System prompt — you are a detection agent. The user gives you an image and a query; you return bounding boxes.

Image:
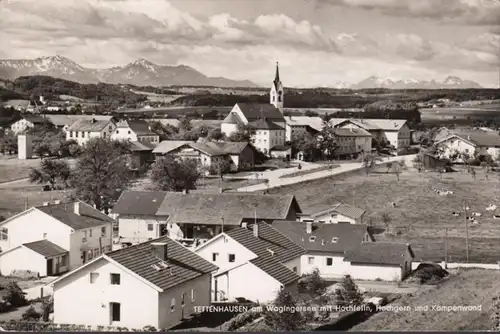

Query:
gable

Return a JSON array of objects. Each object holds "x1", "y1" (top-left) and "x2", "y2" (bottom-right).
[
  {"x1": 0, "y1": 208, "x2": 71, "y2": 232},
  {"x1": 231, "y1": 104, "x2": 249, "y2": 124}
]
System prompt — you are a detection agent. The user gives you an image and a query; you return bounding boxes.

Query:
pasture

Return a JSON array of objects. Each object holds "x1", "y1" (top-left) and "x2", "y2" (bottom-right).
[
  {"x1": 0, "y1": 156, "x2": 40, "y2": 183},
  {"x1": 268, "y1": 164, "x2": 500, "y2": 263}
]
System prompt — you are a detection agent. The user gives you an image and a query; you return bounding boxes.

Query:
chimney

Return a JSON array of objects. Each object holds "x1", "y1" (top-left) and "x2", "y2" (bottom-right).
[
  {"x1": 253, "y1": 223, "x2": 259, "y2": 238},
  {"x1": 54, "y1": 200, "x2": 61, "y2": 204},
  {"x1": 306, "y1": 221, "x2": 313, "y2": 234},
  {"x1": 74, "y1": 202, "x2": 80, "y2": 215},
  {"x1": 151, "y1": 242, "x2": 168, "y2": 261},
  {"x1": 467, "y1": 135, "x2": 470, "y2": 141},
  {"x1": 241, "y1": 222, "x2": 248, "y2": 229}
]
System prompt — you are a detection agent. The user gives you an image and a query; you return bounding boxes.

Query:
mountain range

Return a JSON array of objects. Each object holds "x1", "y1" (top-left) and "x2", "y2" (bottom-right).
[{"x1": 0, "y1": 56, "x2": 484, "y2": 89}]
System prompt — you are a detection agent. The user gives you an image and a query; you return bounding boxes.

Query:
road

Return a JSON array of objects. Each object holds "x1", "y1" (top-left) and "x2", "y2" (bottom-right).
[{"x1": 233, "y1": 155, "x2": 417, "y2": 192}]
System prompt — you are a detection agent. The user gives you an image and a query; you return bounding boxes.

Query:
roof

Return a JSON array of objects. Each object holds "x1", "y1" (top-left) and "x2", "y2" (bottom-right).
[
  {"x1": 117, "y1": 120, "x2": 157, "y2": 136},
  {"x1": 23, "y1": 240, "x2": 68, "y2": 258},
  {"x1": 21, "y1": 115, "x2": 48, "y2": 124},
  {"x1": 235, "y1": 103, "x2": 284, "y2": 122},
  {"x1": 222, "y1": 112, "x2": 242, "y2": 124},
  {"x1": 67, "y1": 119, "x2": 113, "y2": 132},
  {"x1": 309, "y1": 203, "x2": 366, "y2": 219},
  {"x1": 249, "y1": 257, "x2": 299, "y2": 285},
  {"x1": 447, "y1": 132, "x2": 500, "y2": 148},
  {"x1": 3, "y1": 100, "x2": 31, "y2": 108},
  {"x1": 344, "y1": 242, "x2": 414, "y2": 265},
  {"x1": 270, "y1": 145, "x2": 291, "y2": 152},
  {"x1": 337, "y1": 119, "x2": 407, "y2": 131},
  {"x1": 129, "y1": 141, "x2": 156, "y2": 152},
  {"x1": 272, "y1": 221, "x2": 370, "y2": 253},
  {"x1": 284, "y1": 116, "x2": 325, "y2": 132},
  {"x1": 36, "y1": 201, "x2": 115, "y2": 230},
  {"x1": 191, "y1": 141, "x2": 249, "y2": 156},
  {"x1": 333, "y1": 128, "x2": 372, "y2": 137},
  {"x1": 157, "y1": 192, "x2": 300, "y2": 226},
  {"x1": 248, "y1": 118, "x2": 284, "y2": 130},
  {"x1": 43, "y1": 115, "x2": 113, "y2": 127},
  {"x1": 153, "y1": 140, "x2": 195, "y2": 154},
  {"x1": 113, "y1": 191, "x2": 167, "y2": 215}
]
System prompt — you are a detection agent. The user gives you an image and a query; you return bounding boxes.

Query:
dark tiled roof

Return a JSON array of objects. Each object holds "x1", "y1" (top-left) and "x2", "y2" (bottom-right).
[
  {"x1": 333, "y1": 128, "x2": 372, "y2": 137},
  {"x1": 236, "y1": 103, "x2": 284, "y2": 122},
  {"x1": 190, "y1": 141, "x2": 249, "y2": 156},
  {"x1": 250, "y1": 257, "x2": 299, "y2": 285},
  {"x1": 248, "y1": 118, "x2": 284, "y2": 130},
  {"x1": 227, "y1": 222, "x2": 305, "y2": 263},
  {"x1": 113, "y1": 191, "x2": 166, "y2": 215},
  {"x1": 117, "y1": 120, "x2": 157, "y2": 136},
  {"x1": 157, "y1": 193, "x2": 300, "y2": 226},
  {"x1": 67, "y1": 119, "x2": 113, "y2": 132},
  {"x1": 106, "y1": 236, "x2": 218, "y2": 290},
  {"x1": 270, "y1": 145, "x2": 291, "y2": 152},
  {"x1": 23, "y1": 115, "x2": 48, "y2": 124},
  {"x1": 23, "y1": 240, "x2": 68, "y2": 258},
  {"x1": 344, "y1": 242, "x2": 414, "y2": 265},
  {"x1": 271, "y1": 221, "x2": 371, "y2": 253},
  {"x1": 43, "y1": 115, "x2": 113, "y2": 127},
  {"x1": 310, "y1": 203, "x2": 365, "y2": 219},
  {"x1": 129, "y1": 141, "x2": 156, "y2": 152},
  {"x1": 453, "y1": 132, "x2": 500, "y2": 148},
  {"x1": 37, "y1": 202, "x2": 114, "y2": 230}
]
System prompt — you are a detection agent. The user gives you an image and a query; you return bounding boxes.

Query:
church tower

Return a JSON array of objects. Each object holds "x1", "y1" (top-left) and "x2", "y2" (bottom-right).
[{"x1": 270, "y1": 62, "x2": 284, "y2": 113}]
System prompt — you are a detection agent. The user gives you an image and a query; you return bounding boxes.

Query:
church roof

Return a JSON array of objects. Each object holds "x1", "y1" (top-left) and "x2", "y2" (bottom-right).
[{"x1": 236, "y1": 103, "x2": 284, "y2": 122}]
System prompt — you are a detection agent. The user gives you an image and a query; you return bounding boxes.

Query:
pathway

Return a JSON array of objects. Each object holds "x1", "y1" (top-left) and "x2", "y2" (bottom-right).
[{"x1": 232, "y1": 155, "x2": 417, "y2": 192}]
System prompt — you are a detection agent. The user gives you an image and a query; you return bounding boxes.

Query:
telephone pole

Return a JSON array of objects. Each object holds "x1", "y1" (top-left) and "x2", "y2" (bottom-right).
[{"x1": 463, "y1": 200, "x2": 470, "y2": 263}]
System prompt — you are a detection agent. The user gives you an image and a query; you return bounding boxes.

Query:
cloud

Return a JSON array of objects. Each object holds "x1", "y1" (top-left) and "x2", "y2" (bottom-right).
[{"x1": 324, "y1": 0, "x2": 500, "y2": 26}]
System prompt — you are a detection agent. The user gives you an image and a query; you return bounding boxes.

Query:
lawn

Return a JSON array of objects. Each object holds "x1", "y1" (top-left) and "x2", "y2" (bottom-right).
[
  {"x1": 267, "y1": 165, "x2": 500, "y2": 263},
  {"x1": 350, "y1": 269, "x2": 500, "y2": 331},
  {"x1": 0, "y1": 156, "x2": 41, "y2": 184}
]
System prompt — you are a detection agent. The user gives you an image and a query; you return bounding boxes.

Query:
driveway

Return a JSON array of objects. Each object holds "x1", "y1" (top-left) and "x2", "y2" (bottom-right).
[{"x1": 233, "y1": 155, "x2": 417, "y2": 192}]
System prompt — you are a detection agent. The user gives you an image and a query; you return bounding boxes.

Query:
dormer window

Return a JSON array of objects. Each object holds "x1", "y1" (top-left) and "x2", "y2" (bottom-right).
[
  {"x1": 332, "y1": 237, "x2": 339, "y2": 243},
  {"x1": 309, "y1": 236, "x2": 316, "y2": 242}
]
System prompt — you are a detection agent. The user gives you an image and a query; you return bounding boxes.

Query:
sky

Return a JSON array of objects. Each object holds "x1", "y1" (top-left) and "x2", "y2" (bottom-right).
[{"x1": 0, "y1": 0, "x2": 499, "y2": 88}]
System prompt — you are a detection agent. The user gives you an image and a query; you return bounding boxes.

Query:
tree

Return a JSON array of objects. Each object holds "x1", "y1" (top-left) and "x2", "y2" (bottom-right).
[
  {"x1": 291, "y1": 132, "x2": 318, "y2": 161},
  {"x1": 391, "y1": 162, "x2": 402, "y2": 181},
  {"x1": 228, "y1": 124, "x2": 252, "y2": 142},
  {"x1": 492, "y1": 293, "x2": 500, "y2": 330},
  {"x1": 72, "y1": 138, "x2": 131, "y2": 211},
  {"x1": 362, "y1": 153, "x2": 378, "y2": 175},
  {"x1": 4, "y1": 282, "x2": 28, "y2": 308},
  {"x1": 264, "y1": 289, "x2": 306, "y2": 331},
  {"x1": 210, "y1": 158, "x2": 232, "y2": 180},
  {"x1": 179, "y1": 117, "x2": 192, "y2": 132},
  {"x1": 317, "y1": 120, "x2": 337, "y2": 159},
  {"x1": 413, "y1": 154, "x2": 423, "y2": 172},
  {"x1": 0, "y1": 131, "x2": 17, "y2": 155},
  {"x1": 149, "y1": 121, "x2": 179, "y2": 141},
  {"x1": 150, "y1": 156, "x2": 199, "y2": 192},
  {"x1": 297, "y1": 268, "x2": 327, "y2": 296},
  {"x1": 29, "y1": 159, "x2": 71, "y2": 189},
  {"x1": 22, "y1": 306, "x2": 42, "y2": 321},
  {"x1": 333, "y1": 275, "x2": 363, "y2": 307},
  {"x1": 207, "y1": 128, "x2": 225, "y2": 141}
]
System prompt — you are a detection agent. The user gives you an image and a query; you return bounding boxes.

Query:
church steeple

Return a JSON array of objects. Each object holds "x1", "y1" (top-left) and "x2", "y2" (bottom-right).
[{"x1": 270, "y1": 62, "x2": 284, "y2": 114}]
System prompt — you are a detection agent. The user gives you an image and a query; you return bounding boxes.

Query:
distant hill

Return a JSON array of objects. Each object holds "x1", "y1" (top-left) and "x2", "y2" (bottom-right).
[{"x1": 0, "y1": 56, "x2": 259, "y2": 88}]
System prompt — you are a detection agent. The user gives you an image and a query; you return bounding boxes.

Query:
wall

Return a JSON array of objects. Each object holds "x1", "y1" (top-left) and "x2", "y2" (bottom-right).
[
  {"x1": 221, "y1": 123, "x2": 238, "y2": 137},
  {"x1": 118, "y1": 215, "x2": 170, "y2": 244},
  {"x1": 439, "y1": 137, "x2": 476, "y2": 161},
  {"x1": 111, "y1": 128, "x2": 139, "y2": 142},
  {"x1": 157, "y1": 274, "x2": 211, "y2": 329},
  {"x1": 300, "y1": 253, "x2": 351, "y2": 279},
  {"x1": 53, "y1": 258, "x2": 159, "y2": 329},
  {"x1": 69, "y1": 222, "x2": 113, "y2": 270},
  {"x1": 0, "y1": 209, "x2": 71, "y2": 254},
  {"x1": 345, "y1": 263, "x2": 402, "y2": 281},
  {"x1": 384, "y1": 131, "x2": 400, "y2": 149},
  {"x1": 18, "y1": 134, "x2": 33, "y2": 160},
  {"x1": 0, "y1": 247, "x2": 47, "y2": 276},
  {"x1": 397, "y1": 124, "x2": 411, "y2": 148},
  {"x1": 283, "y1": 257, "x2": 301, "y2": 275},
  {"x1": 309, "y1": 212, "x2": 358, "y2": 224}
]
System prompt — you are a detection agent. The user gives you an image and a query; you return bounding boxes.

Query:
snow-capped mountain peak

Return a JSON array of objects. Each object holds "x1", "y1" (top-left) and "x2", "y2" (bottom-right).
[
  {"x1": 351, "y1": 75, "x2": 482, "y2": 89},
  {"x1": 443, "y1": 76, "x2": 463, "y2": 85}
]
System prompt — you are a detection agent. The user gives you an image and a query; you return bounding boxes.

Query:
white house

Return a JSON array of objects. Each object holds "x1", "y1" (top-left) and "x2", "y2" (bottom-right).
[
  {"x1": 248, "y1": 118, "x2": 286, "y2": 155},
  {"x1": 112, "y1": 191, "x2": 302, "y2": 245},
  {"x1": 111, "y1": 119, "x2": 159, "y2": 144},
  {"x1": 195, "y1": 222, "x2": 303, "y2": 303},
  {"x1": 283, "y1": 116, "x2": 323, "y2": 142},
  {"x1": 298, "y1": 203, "x2": 366, "y2": 225},
  {"x1": 272, "y1": 221, "x2": 414, "y2": 281},
  {"x1": 335, "y1": 119, "x2": 411, "y2": 150},
  {"x1": 43, "y1": 115, "x2": 114, "y2": 132},
  {"x1": 332, "y1": 128, "x2": 372, "y2": 158},
  {"x1": 0, "y1": 201, "x2": 114, "y2": 277},
  {"x1": 66, "y1": 118, "x2": 116, "y2": 146},
  {"x1": 436, "y1": 132, "x2": 500, "y2": 161},
  {"x1": 50, "y1": 236, "x2": 217, "y2": 330},
  {"x1": 10, "y1": 115, "x2": 49, "y2": 134}
]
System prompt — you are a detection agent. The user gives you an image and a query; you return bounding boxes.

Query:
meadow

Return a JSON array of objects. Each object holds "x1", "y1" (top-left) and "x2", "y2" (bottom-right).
[
  {"x1": 268, "y1": 164, "x2": 500, "y2": 263},
  {"x1": 0, "y1": 156, "x2": 40, "y2": 183}
]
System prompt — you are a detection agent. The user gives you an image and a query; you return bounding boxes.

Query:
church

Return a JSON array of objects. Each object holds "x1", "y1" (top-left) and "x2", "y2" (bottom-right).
[{"x1": 220, "y1": 63, "x2": 291, "y2": 158}]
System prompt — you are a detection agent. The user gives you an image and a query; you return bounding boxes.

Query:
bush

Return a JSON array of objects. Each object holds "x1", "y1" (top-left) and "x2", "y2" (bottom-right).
[
  {"x1": 4, "y1": 282, "x2": 28, "y2": 308},
  {"x1": 397, "y1": 146, "x2": 419, "y2": 156},
  {"x1": 220, "y1": 308, "x2": 263, "y2": 331},
  {"x1": 297, "y1": 269, "x2": 327, "y2": 296},
  {"x1": 22, "y1": 306, "x2": 41, "y2": 321}
]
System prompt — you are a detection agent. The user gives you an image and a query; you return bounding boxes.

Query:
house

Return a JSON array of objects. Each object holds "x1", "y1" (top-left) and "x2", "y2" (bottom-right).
[
  {"x1": 283, "y1": 116, "x2": 323, "y2": 142},
  {"x1": 344, "y1": 242, "x2": 415, "y2": 281},
  {"x1": 112, "y1": 191, "x2": 302, "y2": 245},
  {"x1": 10, "y1": 115, "x2": 50, "y2": 133},
  {"x1": 43, "y1": 115, "x2": 114, "y2": 132},
  {"x1": 66, "y1": 118, "x2": 116, "y2": 146},
  {"x1": 50, "y1": 236, "x2": 217, "y2": 330},
  {"x1": 418, "y1": 152, "x2": 447, "y2": 170},
  {"x1": 269, "y1": 145, "x2": 292, "y2": 159},
  {"x1": 436, "y1": 132, "x2": 500, "y2": 161},
  {"x1": 153, "y1": 140, "x2": 255, "y2": 172},
  {"x1": 248, "y1": 117, "x2": 286, "y2": 155},
  {"x1": 271, "y1": 221, "x2": 373, "y2": 279},
  {"x1": 111, "y1": 119, "x2": 160, "y2": 144},
  {"x1": 0, "y1": 201, "x2": 114, "y2": 277},
  {"x1": 221, "y1": 103, "x2": 285, "y2": 138},
  {"x1": 128, "y1": 141, "x2": 156, "y2": 169},
  {"x1": 335, "y1": 119, "x2": 410, "y2": 150},
  {"x1": 332, "y1": 128, "x2": 372, "y2": 158},
  {"x1": 298, "y1": 203, "x2": 366, "y2": 224},
  {"x1": 195, "y1": 222, "x2": 304, "y2": 303}
]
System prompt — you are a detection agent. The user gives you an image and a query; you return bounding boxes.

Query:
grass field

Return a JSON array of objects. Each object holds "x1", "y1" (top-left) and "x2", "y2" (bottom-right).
[
  {"x1": 351, "y1": 269, "x2": 500, "y2": 331},
  {"x1": 267, "y1": 165, "x2": 500, "y2": 263},
  {"x1": 0, "y1": 156, "x2": 40, "y2": 183}
]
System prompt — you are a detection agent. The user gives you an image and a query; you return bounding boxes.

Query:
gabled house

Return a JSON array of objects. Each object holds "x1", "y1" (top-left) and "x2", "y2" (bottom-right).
[
  {"x1": 66, "y1": 118, "x2": 116, "y2": 146},
  {"x1": 195, "y1": 222, "x2": 304, "y2": 303},
  {"x1": 111, "y1": 119, "x2": 160, "y2": 144},
  {"x1": 0, "y1": 201, "x2": 114, "y2": 277},
  {"x1": 43, "y1": 115, "x2": 114, "y2": 132},
  {"x1": 50, "y1": 236, "x2": 217, "y2": 330},
  {"x1": 332, "y1": 128, "x2": 372, "y2": 157},
  {"x1": 221, "y1": 103, "x2": 285, "y2": 138},
  {"x1": 112, "y1": 191, "x2": 302, "y2": 245},
  {"x1": 248, "y1": 117, "x2": 286, "y2": 155},
  {"x1": 298, "y1": 203, "x2": 366, "y2": 225},
  {"x1": 272, "y1": 221, "x2": 373, "y2": 279},
  {"x1": 10, "y1": 115, "x2": 50, "y2": 134},
  {"x1": 128, "y1": 141, "x2": 156, "y2": 169},
  {"x1": 284, "y1": 116, "x2": 323, "y2": 142},
  {"x1": 335, "y1": 119, "x2": 410, "y2": 150},
  {"x1": 436, "y1": 132, "x2": 500, "y2": 161}
]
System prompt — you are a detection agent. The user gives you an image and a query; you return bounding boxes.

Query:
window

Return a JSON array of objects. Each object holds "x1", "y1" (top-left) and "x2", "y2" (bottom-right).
[
  {"x1": 110, "y1": 302, "x2": 121, "y2": 322},
  {"x1": 326, "y1": 258, "x2": 333, "y2": 266},
  {"x1": 43, "y1": 233, "x2": 47, "y2": 239},
  {"x1": 108, "y1": 126, "x2": 113, "y2": 131},
  {"x1": 103, "y1": 133, "x2": 107, "y2": 138},
  {"x1": 61, "y1": 255, "x2": 68, "y2": 266},
  {"x1": 116, "y1": 130, "x2": 119, "y2": 134},
  {"x1": 170, "y1": 298, "x2": 176, "y2": 312},
  {"x1": 82, "y1": 132, "x2": 85, "y2": 138},
  {"x1": 228, "y1": 254, "x2": 235, "y2": 262},
  {"x1": 212, "y1": 253, "x2": 219, "y2": 261},
  {"x1": 191, "y1": 289, "x2": 196, "y2": 302},
  {"x1": 1, "y1": 228, "x2": 8, "y2": 240},
  {"x1": 181, "y1": 293, "x2": 185, "y2": 306},
  {"x1": 110, "y1": 273, "x2": 121, "y2": 285},
  {"x1": 76, "y1": 132, "x2": 79, "y2": 138},
  {"x1": 147, "y1": 224, "x2": 154, "y2": 231},
  {"x1": 308, "y1": 257, "x2": 314, "y2": 265},
  {"x1": 89, "y1": 229, "x2": 92, "y2": 237},
  {"x1": 332, "y1": 237, "x2": 339, "y2": 243},
  {"x1": 101, "y1": 227, "x2": 106, "y2": 237},
  {"x1": 69, "y1": 131, "x2": 73, "y2": 138},
  {"x1": 83, "y1": 230, "x2": 88, "y2": 238},
  {"x1": 309, "y1": 236, "x2": 316, "y2": 242},
  {"x1": 89, "y1": 272, "x2": 99, "y2": 283}
]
